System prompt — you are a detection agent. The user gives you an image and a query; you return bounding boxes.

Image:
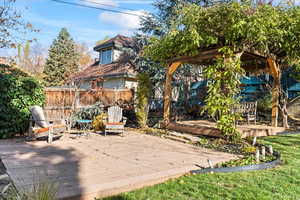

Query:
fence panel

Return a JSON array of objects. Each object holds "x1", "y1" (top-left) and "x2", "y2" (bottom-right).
[{"x1": 44, "y1": 88, "x2": 134, "y2": 121}]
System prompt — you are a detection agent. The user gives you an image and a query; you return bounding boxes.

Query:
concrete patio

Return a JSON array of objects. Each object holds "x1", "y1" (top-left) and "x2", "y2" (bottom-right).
[{"x1": 0, "y1": 132, "x2": 237, "y2": 200}]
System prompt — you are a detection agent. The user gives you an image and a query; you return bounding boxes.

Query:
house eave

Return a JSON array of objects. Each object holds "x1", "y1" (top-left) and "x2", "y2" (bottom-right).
[
  {"x1": 94, "y1": 42, "x2": 114, "y2": 51},
  {"x1": 103, "y1": 72, "x2": 136, "y2": 79}
]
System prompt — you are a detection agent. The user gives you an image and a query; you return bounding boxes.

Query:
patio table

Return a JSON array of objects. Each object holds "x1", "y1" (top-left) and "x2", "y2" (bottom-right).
[{"x1": 76, "y1": 119, "x2": 93, "y2": 137}]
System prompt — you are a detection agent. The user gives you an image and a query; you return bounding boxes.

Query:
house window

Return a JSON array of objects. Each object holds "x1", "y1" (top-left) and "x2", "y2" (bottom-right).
[{"x1": 100, "y1": 49, "x2": 112, "y2": 64}]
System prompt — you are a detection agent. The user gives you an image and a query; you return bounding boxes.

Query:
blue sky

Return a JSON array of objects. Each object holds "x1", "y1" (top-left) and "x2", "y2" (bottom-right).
[{"x1": 2, "y1": 0, "x2": 155, "y2": 56}]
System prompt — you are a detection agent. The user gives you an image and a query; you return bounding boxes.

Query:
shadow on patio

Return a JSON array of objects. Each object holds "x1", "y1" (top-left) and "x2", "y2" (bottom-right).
[{"x1": 0, "y1": 138, "x2": 83, "y2": 199}]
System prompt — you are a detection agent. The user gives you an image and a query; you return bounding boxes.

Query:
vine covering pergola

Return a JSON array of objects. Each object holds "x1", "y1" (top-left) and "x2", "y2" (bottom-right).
[
  {"x1": 145, "y1": 2, "x2": 300, "y2": 140},
  {"x1": 163, "y1": 49, "x2": 278, "y2": 122}
]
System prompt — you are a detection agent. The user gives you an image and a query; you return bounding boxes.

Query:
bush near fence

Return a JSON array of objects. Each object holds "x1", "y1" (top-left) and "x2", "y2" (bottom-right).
[{"x1": 0, "y1": 64, "x2": 44, "y2": 138}]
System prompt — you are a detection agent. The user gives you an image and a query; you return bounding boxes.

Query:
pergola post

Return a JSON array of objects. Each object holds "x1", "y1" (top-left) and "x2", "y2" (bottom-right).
[
  {"x1": 267, "y1": 58, "x2": 281, "y2": 127},
  {"x1": 163, "y1": 62, "x2": 181, "y2": 126}
]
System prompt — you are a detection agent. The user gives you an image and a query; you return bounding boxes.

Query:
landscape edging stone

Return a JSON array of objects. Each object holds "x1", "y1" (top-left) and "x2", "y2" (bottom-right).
[{"x1": 191, "y1": 151, "x2": 281, "y2": 174}]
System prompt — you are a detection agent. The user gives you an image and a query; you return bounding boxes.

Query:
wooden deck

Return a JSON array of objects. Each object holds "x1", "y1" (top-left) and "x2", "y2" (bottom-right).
[
  {"x1": 0, "y1": 132, "x2": 236, "y2": 200},
  {"x1": 167, "y1": 120, "x2": 286, "y2": 138}
]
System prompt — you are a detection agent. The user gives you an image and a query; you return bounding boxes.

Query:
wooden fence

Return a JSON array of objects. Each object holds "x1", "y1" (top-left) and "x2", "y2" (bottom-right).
[{"x1": 44, "y1": 88, "x2": 134, "y2": 121}]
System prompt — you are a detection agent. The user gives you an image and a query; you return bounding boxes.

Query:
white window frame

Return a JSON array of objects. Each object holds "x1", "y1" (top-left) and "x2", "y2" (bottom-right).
[{"x1": 99, "y1": 48, "x2": 113, "y2": 64}]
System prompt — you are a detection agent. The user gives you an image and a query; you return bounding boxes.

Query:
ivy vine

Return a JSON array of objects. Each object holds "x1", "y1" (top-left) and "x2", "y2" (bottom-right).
[{"x1": 204, "y1": 47, "x2": 244, "y2": 141}]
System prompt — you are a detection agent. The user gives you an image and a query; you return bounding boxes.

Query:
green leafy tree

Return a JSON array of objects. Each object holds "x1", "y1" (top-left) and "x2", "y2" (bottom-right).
[
  {"x1": 137, "y1": 0, "x2": 207, "y2": 106},
  {"x1": 43, "y1": 28, "x2": 79, "y2": 86}
]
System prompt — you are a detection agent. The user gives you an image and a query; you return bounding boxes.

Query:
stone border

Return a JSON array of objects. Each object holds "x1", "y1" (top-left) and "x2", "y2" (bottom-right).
[{"x1": 191, "y1": 151, "x2": 281, "y2": 174}]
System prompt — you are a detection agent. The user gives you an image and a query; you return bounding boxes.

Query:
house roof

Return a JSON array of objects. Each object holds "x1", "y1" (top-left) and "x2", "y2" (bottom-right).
[
  {"x1": 71, "y1": 58, "x2": 136, "y2": 81},
  {"x1": 94, "y1": 35, "x2": 134, "y2": 51}
]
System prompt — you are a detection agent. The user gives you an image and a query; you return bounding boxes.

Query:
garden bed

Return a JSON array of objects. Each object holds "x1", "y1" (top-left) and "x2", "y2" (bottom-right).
[
  {"x1": 103, "y1": 134, "x2": 300, "y2": 200},
  {"x1": 142, "y1": 128, "x2": 281, "y2": 173},
  {"x1": 191, "y1": 151, "x2": 280, "y2": 174}
]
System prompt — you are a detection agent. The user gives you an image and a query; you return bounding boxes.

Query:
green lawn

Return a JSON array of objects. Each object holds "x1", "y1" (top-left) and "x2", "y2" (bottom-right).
[{"x1": 103, "y1": 134, "x2": 300, "y2": 200}]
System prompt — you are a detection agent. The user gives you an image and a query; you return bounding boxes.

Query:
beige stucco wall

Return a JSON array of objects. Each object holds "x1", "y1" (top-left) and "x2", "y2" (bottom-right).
[
  {"x1": 125, "y1": 80, "x2": 138, "y2": 90},
  {"x1": 113, "y1": 49, "x2": 122, "y2": 62}
]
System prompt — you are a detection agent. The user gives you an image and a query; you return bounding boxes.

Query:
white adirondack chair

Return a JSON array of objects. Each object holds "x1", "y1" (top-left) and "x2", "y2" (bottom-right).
[
  {"x1": 105, "y1": 106, "x2": 127, "y2": 136},
  {"x1": 29, "y1": 106, "x2": 66, "y2": 143}
]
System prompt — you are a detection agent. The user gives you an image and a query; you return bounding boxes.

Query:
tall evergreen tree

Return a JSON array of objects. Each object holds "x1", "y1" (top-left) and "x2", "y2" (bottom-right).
[{"x1": 43, "y1": 28, "x2": 79, "y2": 86}]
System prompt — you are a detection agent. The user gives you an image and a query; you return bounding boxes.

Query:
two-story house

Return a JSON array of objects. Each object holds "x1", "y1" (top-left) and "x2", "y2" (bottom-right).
[{"x1": 71, "y1": 35, "x2": 137, "y2": 90}]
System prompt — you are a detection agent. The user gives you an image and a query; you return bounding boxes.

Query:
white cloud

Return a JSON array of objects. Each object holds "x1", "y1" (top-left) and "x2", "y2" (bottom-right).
[
  {"x1": 99, "y1": 10, "x2": 146, "y2": 31},
  {"x1": 81, "y1": 0, "x2": 118, "y2": 7},
  {"x1": 81, "y1": 0, "x2": 153, "y2": 6},
  {"x1": 115, "y1": 0, "x2": 153, "y2": 4}
]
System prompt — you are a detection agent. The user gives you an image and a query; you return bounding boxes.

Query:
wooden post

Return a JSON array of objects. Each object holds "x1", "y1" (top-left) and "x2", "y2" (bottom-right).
[
  {"x1": 261, "y1": 146, "x2": 266, "y2": 160},
  {"x1": 74, "y1": 89, "x2": 80, "y2": 111},
  {"x1": 267, "y1": 58, "x2": 281, "y2": 127},
  {"x1": 48, "y1": 124, "x2": 53, "y2": 144},
  {"x1": 207, "y1": 159, "x2": 213, "y2": 168},
  {"x1": 252, "y1": 136, "x2": 257, "y2": 146},
  {"x1": 268, "y1": 145, "x2": 273, "y2": 155},
  {"x1": 256, "y1": 149, "x2": 260, "y2": 162},
  {"x1": 163, "y1": 62, "x2": 181, "y2": 126}
]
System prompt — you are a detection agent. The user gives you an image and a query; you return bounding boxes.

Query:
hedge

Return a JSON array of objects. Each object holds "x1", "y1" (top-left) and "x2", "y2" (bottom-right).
[{"x1": 0, "y1": 64, "x2": 45, "y2": 138}]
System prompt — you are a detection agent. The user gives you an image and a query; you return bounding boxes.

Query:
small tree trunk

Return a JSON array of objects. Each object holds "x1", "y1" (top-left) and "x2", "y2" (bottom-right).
[
  {"x1": 184, "y1": 78, "x2": 190, "y2": 108},
  {"x1": 281, "y1": 95, "x2": 289, "y2": 129}
]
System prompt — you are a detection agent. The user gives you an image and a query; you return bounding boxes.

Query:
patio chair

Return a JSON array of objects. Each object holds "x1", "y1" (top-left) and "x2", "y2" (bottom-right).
[
  {"x1": 104, "y1": 105, "x2": 127, "y2": 136},
  {"x1": 235, "y1": 101, "x2": 257, "y2": 125},
  {"x1": 29, "y1": 106, "x2": 66, "y2": 143}
]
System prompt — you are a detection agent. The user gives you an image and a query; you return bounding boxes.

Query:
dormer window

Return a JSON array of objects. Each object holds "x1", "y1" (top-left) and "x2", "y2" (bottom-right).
[{"x1": 100, "y1": 48, "x2": 112, "y2": 64}]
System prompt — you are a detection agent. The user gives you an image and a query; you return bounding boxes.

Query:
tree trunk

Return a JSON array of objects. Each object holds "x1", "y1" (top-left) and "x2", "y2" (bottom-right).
[
  {"x1": 184, "y1": 78, "x2": 190, "y2": 108},
  {"x1": 271, "y1": 81, "x2": 280, "y2": 127},
  {"x1": 163, "y1": 62, "x2": 181, "y2": 126},
  {"x1": 267, "y1": 58, "x2": 281, "y2": 127},
  {"x1": 281, "y1": 94, "x2": 289, "y2": 129}
]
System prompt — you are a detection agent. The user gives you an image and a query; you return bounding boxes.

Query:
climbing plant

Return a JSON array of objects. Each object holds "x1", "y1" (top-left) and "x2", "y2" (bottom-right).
[
  {"x1": 136, "y1": 73, "x2": 152, "y2": 128},
  {"x1": 204, "y1": 48, "x2": 244, "y2": 141},
  {"x1": 144, "y1": 1, "x2": 300, "y2": 140}
]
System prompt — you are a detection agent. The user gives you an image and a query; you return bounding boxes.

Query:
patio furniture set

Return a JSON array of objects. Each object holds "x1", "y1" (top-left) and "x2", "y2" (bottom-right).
[{"x1": 29, "y1": 105, "x2": 126, "y2": 143}]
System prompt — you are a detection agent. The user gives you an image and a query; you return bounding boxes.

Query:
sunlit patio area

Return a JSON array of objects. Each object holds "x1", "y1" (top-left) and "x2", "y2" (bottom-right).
[{"x1": 0, "y1": 132, "x2": 236, "y2": 199}]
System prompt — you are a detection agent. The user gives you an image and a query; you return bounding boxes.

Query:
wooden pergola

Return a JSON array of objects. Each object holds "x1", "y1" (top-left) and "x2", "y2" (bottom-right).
[{"x1": 163, "y1": 47, "x2": 281, "y2": 127}]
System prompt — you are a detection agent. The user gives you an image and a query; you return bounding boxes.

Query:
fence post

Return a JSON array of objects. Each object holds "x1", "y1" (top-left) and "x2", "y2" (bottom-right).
[{"x1": 74, "y1": 89, "x2": 80, "y2": 111}]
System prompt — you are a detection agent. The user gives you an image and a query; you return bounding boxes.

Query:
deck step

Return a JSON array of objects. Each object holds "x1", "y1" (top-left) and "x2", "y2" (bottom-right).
[
  {"x1": 168, "y1": 132, "x2": 200, "y2": 143},
  {"x1": 163, "y1": 135, "x2": 189, "y2": 144}
]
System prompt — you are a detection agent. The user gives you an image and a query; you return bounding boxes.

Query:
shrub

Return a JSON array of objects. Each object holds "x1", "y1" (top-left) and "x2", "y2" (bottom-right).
[
  {"x1": 257, "y1": 92, "x2": 272, "y2": 113},
  {"x1": 6, "y1": 179, "x2": 58, "y2": 200},
  {"x1": 71, "y1": 102, "x2": 104, "y2": 127},
  {"x1": 92, "y1": 113, "x2": 107, "y2": 131},
  {"x1": 135, "y1": 73, "x2": 152, "y2": 128},
  {"x1": 0, "y1": 64, "x2": 45, "y2": 138}
]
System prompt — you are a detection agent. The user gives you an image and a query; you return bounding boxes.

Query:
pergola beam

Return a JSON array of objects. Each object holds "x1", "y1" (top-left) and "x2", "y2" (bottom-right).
[{"x1": 166, "y1": 48, "x2": 221, "y2": 64}]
